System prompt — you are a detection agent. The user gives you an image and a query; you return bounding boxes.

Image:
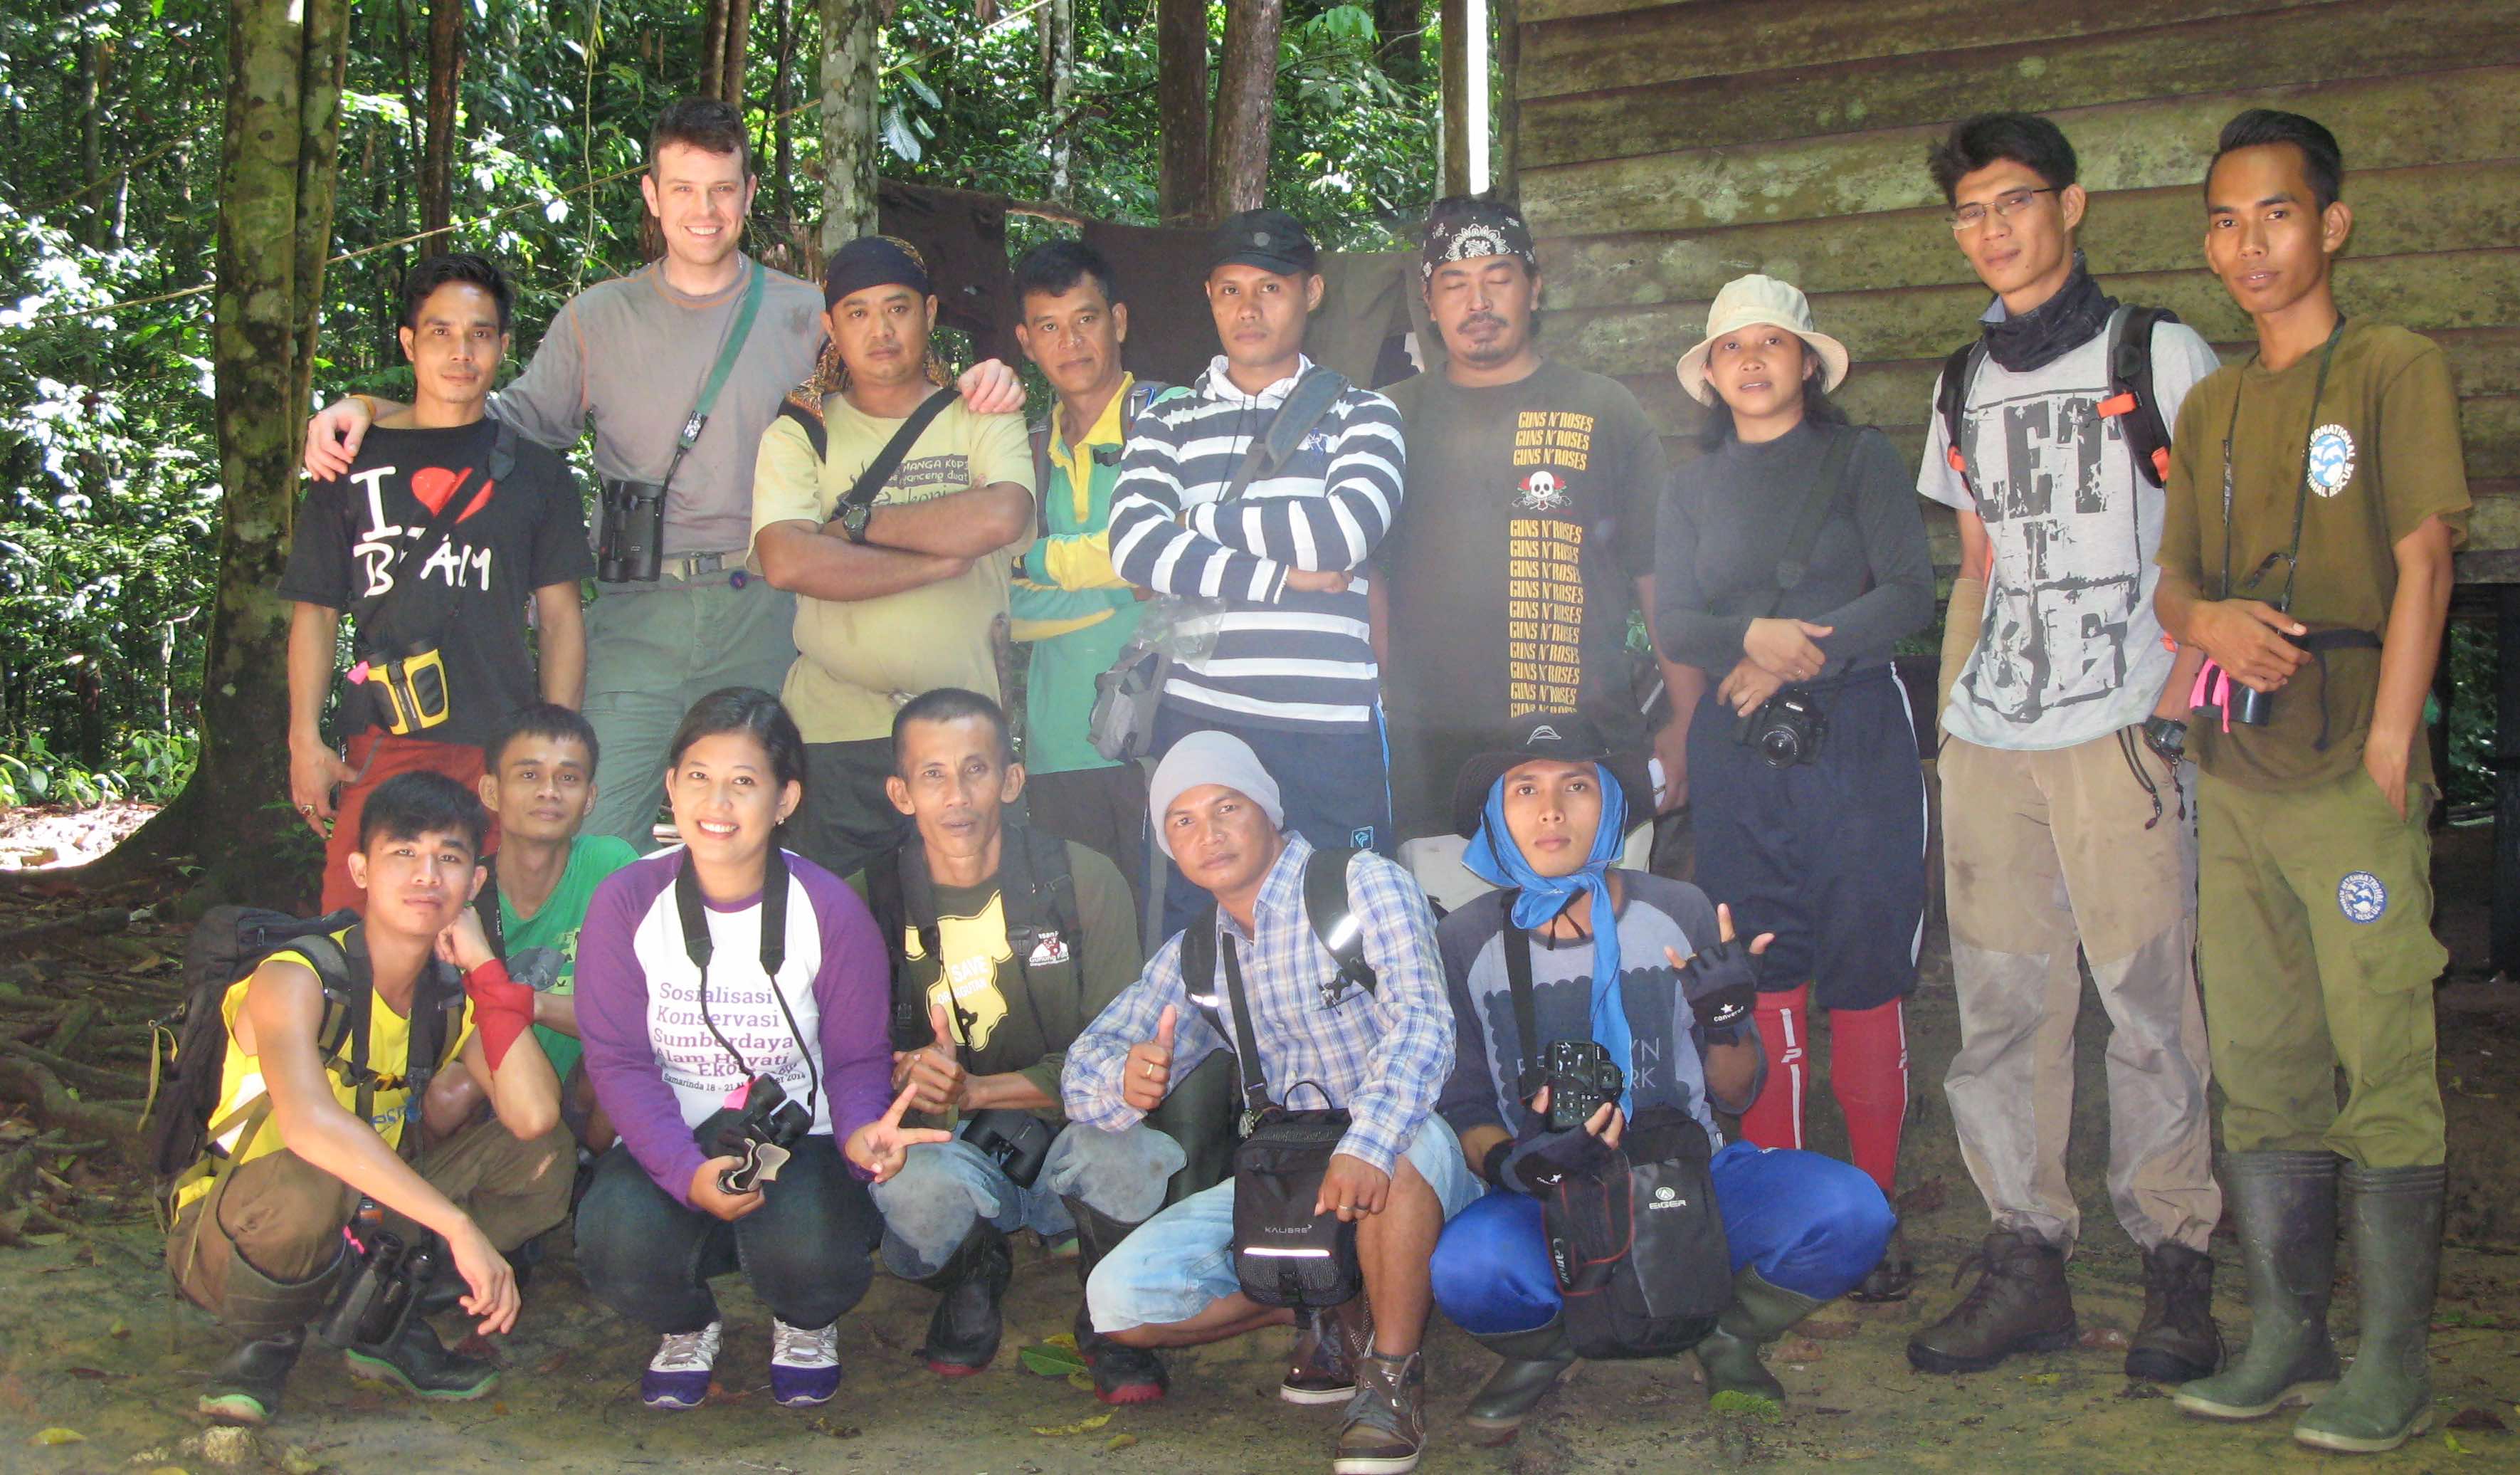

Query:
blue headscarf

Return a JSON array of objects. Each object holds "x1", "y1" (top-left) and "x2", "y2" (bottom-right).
[{"x1": 1460, "y1": 762, "x2": 1633, "y2": 1117}]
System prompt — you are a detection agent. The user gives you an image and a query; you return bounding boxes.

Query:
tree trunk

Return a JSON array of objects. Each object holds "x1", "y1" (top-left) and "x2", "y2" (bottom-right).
[
  {"x1": 420, "y1": 0, "x2": 462, "y2": 240},
  {"x1": 701, "y1": 0, "x2": 731, "y2": 97},
  {"x1": 1438, "y1": 0, "x2": 1467, "y2": 196},
  {"x1": 818, "y1": 0, "x2": 878, "y2": 252},
  {"x1": 79, "y1": 37, "x2": 106, "y2": 248},
  {"x1": 1374, "y1": 0, "x2": 1420, "y2": 87},
  {"x1": 722, "y1": 0, "x2": 754, "y2": 104},
  {"x1": 88, "y1": 0, "x2": 351, "y2": 900},
  {"x1": 1043, "y1": 0, "x2": 1075, "y2": 201},
  {"x1": 1156, "y1": 0, "x2": 1208, "y2": 226},
  {"x1": 771, "y1": 0, "x2": 796, "y2": 223},
  {"x1": 1206, "y1": 0, "x2": 1281, "y2": 219}
]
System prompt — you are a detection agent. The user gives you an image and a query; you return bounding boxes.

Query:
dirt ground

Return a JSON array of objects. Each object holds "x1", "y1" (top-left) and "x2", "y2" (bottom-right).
[{"x1": 4, "y1": 828, "x2": 2520, "y2": 1473}]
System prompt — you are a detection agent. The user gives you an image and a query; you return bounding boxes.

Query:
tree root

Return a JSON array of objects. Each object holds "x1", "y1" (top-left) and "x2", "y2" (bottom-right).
[{"x1": 0, "y1": 1054, "x2": 144, "y2": 1160}]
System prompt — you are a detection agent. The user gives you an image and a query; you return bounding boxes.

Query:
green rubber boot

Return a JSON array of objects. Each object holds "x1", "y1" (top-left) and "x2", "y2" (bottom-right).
[
  {"x1": 2292, "y1": 1162, "x2": 2445, "y2": 1454},
  {"x1": 1692, "y1": 1266, "x2": 1825, "y2": 1417},
  {"x1": 1462, "y1": 1316, "x2": 1576, "y2": 1446},
  {"x1": 2175, "y1": 1151, "x2": 2340, "y2": 1420}
]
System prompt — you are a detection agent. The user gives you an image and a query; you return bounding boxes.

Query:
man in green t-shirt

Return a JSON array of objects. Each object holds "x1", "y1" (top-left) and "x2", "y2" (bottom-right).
[
  {"x1": 2153, "y1": 110, "x2": 2469, "y2": 1456},
  {"x1": 856, "y1": 688, "x2": 1189, "y2": 1404},
  {"x1": 461, "y1": 703, "x2": 638, "y2": 1150}
]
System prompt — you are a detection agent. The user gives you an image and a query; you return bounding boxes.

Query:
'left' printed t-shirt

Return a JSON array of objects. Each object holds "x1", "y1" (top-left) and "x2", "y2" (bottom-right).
[
  {"x1": 176, "y1": 929, "x2": 475, "y2": 1212},
  {"x1": 280, "y1": 419, "x2": 593, "y2": 750}
]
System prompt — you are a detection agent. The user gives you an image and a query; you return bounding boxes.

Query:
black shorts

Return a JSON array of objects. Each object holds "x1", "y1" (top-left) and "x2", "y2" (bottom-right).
[{"x1": 1686, "y1": 664, "x2": 1926, "y2": 1011}]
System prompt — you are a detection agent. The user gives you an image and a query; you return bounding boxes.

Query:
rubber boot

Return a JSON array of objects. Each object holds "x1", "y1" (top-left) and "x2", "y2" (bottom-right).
[
  {"x1": 1694, "y1": 1266, "x2": 1827, "y2": 1414},
  {"x1": 342, "y1": 1315, "x2": 499, "y2": 1400},
  {"x1": 2292, "y1": 1162, "x2": 2445, "y2": 1454},
  {"x1": 912, "y1": 1222, "x2": 1013, "y2": 1377},
  {"x1": 1063, "y1": 1197, "x2": 1166, "y2": 1404},
  {"x1": 199, "y1": 1328, "x2": 306, "y2": 1425},
  {"x1": 2173, "y1": 1151, "x2": 2340, "y2": 1421},
  {"x1": 1462, "y1": 1316, "x2": 1576, "y2": 1447}
]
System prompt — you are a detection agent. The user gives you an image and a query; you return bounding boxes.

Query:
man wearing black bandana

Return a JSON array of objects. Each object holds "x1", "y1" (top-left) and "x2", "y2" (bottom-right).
[
  {"x1": 1909, "y1": 113, "x2": 2227, "y2": 1384},
  {"x1": 1375, "y1": 199, "x2": 1685, "y2": 910}
]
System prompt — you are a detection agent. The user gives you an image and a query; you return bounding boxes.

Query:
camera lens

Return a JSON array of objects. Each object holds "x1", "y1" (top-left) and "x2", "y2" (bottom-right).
[{"x1": 1757, "y1": 724, "x2": 1801, "y2": 768}]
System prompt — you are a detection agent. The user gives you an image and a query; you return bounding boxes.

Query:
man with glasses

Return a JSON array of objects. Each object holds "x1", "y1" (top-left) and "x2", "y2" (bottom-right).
[{"x1": 1908, "y1": 112, "x2": 2226, "y2": 1383}]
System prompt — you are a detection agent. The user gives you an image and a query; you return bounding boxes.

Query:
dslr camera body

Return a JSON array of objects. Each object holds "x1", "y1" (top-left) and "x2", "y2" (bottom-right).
[
  {"x1": 714, "y1": 1074, "x2": 813, "y2": 1194},
  {"x1": 1736, "y1": 685, "x2": 1828, "y2": 769},
  {"x1": 1522, "y1": 1039, "x2": 1628, "y2": 1132}
]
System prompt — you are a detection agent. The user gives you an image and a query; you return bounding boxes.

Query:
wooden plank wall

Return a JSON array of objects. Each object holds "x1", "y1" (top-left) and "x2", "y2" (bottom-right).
[{"x1": 1509, "y1": 0, "x2": 2520, "y2": 575}]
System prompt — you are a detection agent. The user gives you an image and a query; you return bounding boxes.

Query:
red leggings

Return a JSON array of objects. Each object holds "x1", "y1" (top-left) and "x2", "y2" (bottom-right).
[{"x1": 1733, "y1": 983, "x2": 1907, "y2": 1200}]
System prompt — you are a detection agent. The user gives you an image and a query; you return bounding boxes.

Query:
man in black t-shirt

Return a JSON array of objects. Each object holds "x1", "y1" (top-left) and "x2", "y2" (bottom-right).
[
  {"x1": 283, "y1": 254, "x2": 593, "y2": 911},
  {"x1": 1374, "y1": 200, "x2": 1687, "y2": 909}
]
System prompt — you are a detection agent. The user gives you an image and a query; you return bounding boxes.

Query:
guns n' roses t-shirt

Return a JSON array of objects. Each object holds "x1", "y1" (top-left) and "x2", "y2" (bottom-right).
[{"x1": 280, "y1": 418, "x2": 591, "y2": 748}]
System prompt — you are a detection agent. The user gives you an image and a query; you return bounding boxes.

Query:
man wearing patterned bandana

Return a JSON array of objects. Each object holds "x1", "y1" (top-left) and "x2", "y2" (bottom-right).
[
  {"x1": 1375, "y1": 199, "x2": 1690, "y2": 911},
  {"x1": 2155, "y1": 110, "x2": 2469, "y2": 1456}
]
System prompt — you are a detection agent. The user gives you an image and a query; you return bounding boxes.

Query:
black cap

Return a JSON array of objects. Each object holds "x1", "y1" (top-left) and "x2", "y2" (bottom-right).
[
  {"x1": 1209, "y1": 208, "x2": 1317, "y2": 275},
  {"x1": 1450, "y1": 713, "x2": 1649, "y2": 839}
]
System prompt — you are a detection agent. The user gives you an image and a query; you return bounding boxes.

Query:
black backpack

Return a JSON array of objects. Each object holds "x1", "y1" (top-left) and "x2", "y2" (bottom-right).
[
  {"x1": 154, "y1": 908, "x2": 466, "y2": 1217},
  {"x1": 1936, "y1": 303, "x2": 2179, "y2": 497},
  {"x1": 1176, "y1": 846, "x2": 1378, "y2": 1014},
  {"x1": 865, "y1": 823, "x2": 1085, "y2": 1051}
]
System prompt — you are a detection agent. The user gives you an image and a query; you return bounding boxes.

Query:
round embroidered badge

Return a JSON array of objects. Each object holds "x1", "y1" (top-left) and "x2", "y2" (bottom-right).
[
  {"x1": 2307, "y1": 424, "x2": 2357, "y2": 498},
  {"x1": 2338, "y1": 870, "x2": 2389, "y2": 924}
]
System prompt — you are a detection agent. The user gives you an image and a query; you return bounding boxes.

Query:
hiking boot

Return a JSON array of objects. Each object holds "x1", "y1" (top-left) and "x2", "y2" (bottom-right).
[
  {"x1": 1905, "y1": 1228, "x2": 2077, "y2": 1375},
  {"x1": 1285, "y1": 1296, "x2": 1374, "y2": 1406},
  {"x1": 1849, "y1": 1221, "x2": 1916, "y2": 1303},
  {"x1": 199, "y1": 1328, "x2": 305, "y2": 1426},
  {"x1": 640, "y1": 1321, "x2": 722, "y2": 1411},
  {"x1": 1462, "y1": 1316, "x2": 1576, "y2": 1446},
  {"x1": 2126, "y1": 1242, "x2": 2222, "y2": 1382},
  {"x1": 342, "y1": 1315, "x2": 498, "y2": 1401},
  {"x1": 1332, "y1": 1350, "x2": 1426, "y2": 1475},
  {"x1": 1063, "y1": 1197, "x2": 1169, "y2": 1405},
  {"x1": 2175, "y1": 1151, "x2": 2340, "y2": 1421},
  {"x1": 1694, "y1": 1266, "x2": 1828, "y2": 1414},
  {"x1": 769, "y1": 1317, "x2": 842, "y2": 1407},
  {"x1": 914, "y1": 1223, "x2": 1014, "y2": 1377},
  {"x1": 2292, "y1": 1162, "x2": 2445, "y2": 1454}
]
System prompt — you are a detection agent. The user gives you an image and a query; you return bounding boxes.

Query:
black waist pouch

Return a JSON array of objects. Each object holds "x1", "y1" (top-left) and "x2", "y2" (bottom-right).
[
  {"x1": 1542, "y1": 1107, "x2": 1730, "y2": 1359},
  {"x1": 1230, "y1": 1108, "x2": 1361, "y2": 1309}
]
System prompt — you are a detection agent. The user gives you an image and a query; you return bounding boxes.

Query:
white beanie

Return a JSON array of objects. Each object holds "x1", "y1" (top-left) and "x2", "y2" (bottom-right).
[{"x1": 1147, "y1": 730, "x2": 1285, "y2": 859}]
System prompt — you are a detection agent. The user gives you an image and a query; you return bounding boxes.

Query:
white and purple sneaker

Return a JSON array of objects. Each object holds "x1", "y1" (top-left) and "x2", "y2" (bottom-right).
[
  {"x1": 769, "y1": 1318, "x2": 842, "y2": 1407},
  {"x1": 641, "y1": 1321, "x2": 721, "y2": 1411}
]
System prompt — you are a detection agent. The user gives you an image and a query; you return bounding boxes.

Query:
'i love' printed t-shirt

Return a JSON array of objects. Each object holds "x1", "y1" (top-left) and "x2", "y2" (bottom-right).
[{"x1": 280, "y1": 417, "x2": 592, "y2": 748}]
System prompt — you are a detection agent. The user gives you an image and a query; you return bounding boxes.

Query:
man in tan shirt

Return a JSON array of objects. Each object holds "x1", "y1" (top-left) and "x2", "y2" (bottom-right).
[{"x1": 752, "y1": 236, "x2": 1036, "y2": 878}]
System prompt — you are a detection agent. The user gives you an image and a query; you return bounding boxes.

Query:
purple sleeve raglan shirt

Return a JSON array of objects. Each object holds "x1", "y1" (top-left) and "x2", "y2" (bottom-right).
[{"x1": 576, "y1": 849, "x2": 896, "y2": 1204}]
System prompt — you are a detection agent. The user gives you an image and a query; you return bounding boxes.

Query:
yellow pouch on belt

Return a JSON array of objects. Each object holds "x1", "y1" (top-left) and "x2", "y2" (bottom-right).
[{"x1": 359, "y1": 649, "x2": 452, "y2": 735}]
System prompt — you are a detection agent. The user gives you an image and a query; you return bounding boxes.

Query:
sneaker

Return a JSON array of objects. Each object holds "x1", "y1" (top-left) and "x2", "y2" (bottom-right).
[
  {"x1": 1284, "y1": 1296, "x2": 1374, "y2": 1406},
  {"x1": 770, "y1": 1318, "x2": 843, "y2": 1407},
  {"x1": 641, "y1": 1321, "x2": 722, "y2": 1411},
  {"x1": 1333, "y1": 1350, "x2": 1428, "y2": 1474}
]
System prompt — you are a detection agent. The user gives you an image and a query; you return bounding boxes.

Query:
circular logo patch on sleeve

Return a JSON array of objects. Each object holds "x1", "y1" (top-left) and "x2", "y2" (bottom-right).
[{"x1": 2338, "y1": 871, "x2": 2389, "y2": 924}]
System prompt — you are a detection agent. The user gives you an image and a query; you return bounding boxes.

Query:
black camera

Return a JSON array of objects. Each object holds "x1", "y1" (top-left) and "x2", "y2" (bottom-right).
[
  {"x1": 2195, "y1": 656, "x2": 2277, "y2": 729},
  {"x1": 322, "y1": 1200, "x2": 434, "y2": 1349},
  {"x1": 597, "y1": 476, "x2": 668, "y2": 583},
  {"x1": 962, "y1": 1108, "x2": 1055, "y2": 1189},
  {"x1": 712, "y1": 1074, "x2": 813, "y2": 1194},
  {"x1": 1736, "y1": 686, "x2": 1828, "y2": 769},
  {"x1": 1520, "y1": 1039, "x2": 1628, "y2": 1132}
]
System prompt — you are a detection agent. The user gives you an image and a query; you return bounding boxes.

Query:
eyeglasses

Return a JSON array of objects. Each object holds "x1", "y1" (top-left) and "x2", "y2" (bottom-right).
[{"x1": 1949, "y1": 187, "x2": 2058, "y2": 233}]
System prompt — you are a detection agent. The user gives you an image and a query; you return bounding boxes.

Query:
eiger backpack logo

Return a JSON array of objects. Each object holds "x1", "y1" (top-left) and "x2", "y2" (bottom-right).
[{"x1": 1649, "y1": 1185, "x2": 1689, "y2": 1210}]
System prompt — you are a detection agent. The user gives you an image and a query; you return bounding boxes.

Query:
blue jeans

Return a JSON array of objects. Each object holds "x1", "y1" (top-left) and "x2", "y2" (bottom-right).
[
  {"x1": 870, "y1": 1120, "x2": 1184, "y2": 1278},
  {"x1": 1429, "y1": 1141, "x2": 1894, "y2": 1336},
  {"x1": 1151, "y1": 705, "x2": 1396, "y2": 940},
  {"x1": 1085, "y1": 1114, "x2": 1484, "y2": 1335}
]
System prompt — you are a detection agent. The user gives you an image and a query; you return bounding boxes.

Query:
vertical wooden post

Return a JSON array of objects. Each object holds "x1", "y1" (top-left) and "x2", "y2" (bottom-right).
[
  {"x1": 1438, "y1": 0, "x2": 1467, "y2": 196},
  {"x1": 2494, "y1": 591, "x2": 2520, "y2": 975},
  {"x1": 1491, "y1": 0, "x2": 1517, "y2": 199}
]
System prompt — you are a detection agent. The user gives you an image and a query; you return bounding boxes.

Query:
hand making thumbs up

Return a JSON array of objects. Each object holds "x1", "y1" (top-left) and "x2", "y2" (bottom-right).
[
  {"x1": 845, "y1": 1081, "x2": 956, "y2": 1184},
  {"x1": 902, "y1": 999, "x2": 970, "y2": 1114},
  {"x1": 1122, "y1": 1004, "x2": 1177, "y2": 1112}
]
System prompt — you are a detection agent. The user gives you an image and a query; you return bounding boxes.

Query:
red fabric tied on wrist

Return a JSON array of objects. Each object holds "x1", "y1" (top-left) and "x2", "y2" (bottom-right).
[{"x1": 463, "y1": 957, "x2": 535, "y2": 1071}]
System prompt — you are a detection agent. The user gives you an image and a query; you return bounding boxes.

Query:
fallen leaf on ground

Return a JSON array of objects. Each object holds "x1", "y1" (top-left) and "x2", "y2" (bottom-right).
[
  {"x1": 1067, "y1": 1370, "x2": 1095, "y2": 1392},
  {"x1": 2448, "y1": 1407, "x2": 2509, "y2": 1431},
  {"x1": 2019, "y1": 1372, "x2": 2060, "y2": 1386},
  {"x1": 63, "y1": 1366, "x2": 129, "y2": 1380},
  {"x1": 277, "y1": 1444, "x2": 323, "y2": 1475},
  {"x1": 1031, "y1": 1411, "x2": 1112, "y2": 1437},
  {"x1": 1776, "y1": 1338, "x2": 1825, "y2": 1363},
  {"x1": 108, "y1": 1318, "x2": 129, "y2": 1339},
  {"x1": 532, "y1": 1350, "x2": 569, "y2": 1375},
  {"x1": 28, "y1": 1427, "x2": 85, "y2": 1445},
  {"x1": 1018, "y1": 1342, "x2": 1090, "y2": 1377},
  {"x1": 2076, "y1": 1327, "x2": 2129, "y2": 1350},
  {"x1": 1105, "y1": 1434, "x2": 1137, "y2": 1452}
]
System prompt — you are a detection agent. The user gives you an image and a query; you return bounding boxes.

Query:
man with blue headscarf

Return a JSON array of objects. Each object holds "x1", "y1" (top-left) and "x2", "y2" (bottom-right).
[{"x1": 1425, "y1": 714, "x2": 1895, "y2": 1441}]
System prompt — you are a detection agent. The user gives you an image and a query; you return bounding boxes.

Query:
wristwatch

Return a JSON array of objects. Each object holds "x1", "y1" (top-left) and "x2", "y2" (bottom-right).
[
  {"x1": 837, "y1": 497, "x2": 874, "y2": 545},
  {"x1": 2141, "y1": 715, "x2": 2188, "y2": 762}
]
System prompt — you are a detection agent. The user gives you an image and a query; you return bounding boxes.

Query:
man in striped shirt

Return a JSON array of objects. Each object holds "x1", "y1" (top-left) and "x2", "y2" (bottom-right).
[
  {"x1": 1063, "y1": 733, "x2": 1477, "y2": 1474},
  {"x1": 1106, "y1": 210, "x2": 1408, "y2": 937}
]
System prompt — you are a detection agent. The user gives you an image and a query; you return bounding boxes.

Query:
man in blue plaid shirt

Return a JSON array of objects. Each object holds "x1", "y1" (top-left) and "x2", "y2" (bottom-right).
[{"x1": 1063, "y1": 731, "x2": 1479, "y2": 1475}]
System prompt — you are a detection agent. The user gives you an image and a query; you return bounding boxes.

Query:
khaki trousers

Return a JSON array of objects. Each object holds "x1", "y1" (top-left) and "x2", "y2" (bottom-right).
[
  {"x1": 168, "y1": 1115, "x2": 574, "y2": 1338},
  {"x1": 2198, "y1": 767, "x2": 2445, "y2": 1167},
  {"x1": 1939, "y1": 730, "x2": 2219, "y2": 1251}
]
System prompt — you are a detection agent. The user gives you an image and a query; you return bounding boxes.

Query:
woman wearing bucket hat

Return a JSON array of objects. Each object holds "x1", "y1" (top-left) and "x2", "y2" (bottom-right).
[{"x1": 1652, "y1": 274, "x2": 1936, "y2": 1302}]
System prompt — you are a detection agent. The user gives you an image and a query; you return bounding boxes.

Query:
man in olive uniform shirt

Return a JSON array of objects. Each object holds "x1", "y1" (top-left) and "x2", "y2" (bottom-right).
[
  {"x1": 2154, "y1": 111, "x2": 2468, "y2": 1456},
  {"x1": 858, "y1": 688, "x2": 1185, "y2": 1403}
]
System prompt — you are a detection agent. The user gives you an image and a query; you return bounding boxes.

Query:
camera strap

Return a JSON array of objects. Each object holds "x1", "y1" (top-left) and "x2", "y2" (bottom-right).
[
  {"x1": 1749, "y1": 426, "x2": 1859, "y2": 621},
  {"x1": 1502, "y1": 913, "x2": 1544, "y2": 1098},
  {"x1": 355, "y1": 418, "x2": 520, "y2": 661},
  {"x1": 833, "y1": 386, "x2": 963, "y2": 522},
  {"x1": 675, "y1": 844, "x2": 819, "y2": 1118},
  {"x1": 1219, "y1": 366, "x2": 1351, "y2": 506},
  {"x1": 2218, "y1": 316, "x2": 2345, "y2": 605},
  {"x1": 1216, "y1": 935, "x2": 1277, "y2": 1131},
  {"x1": 654, "y1": 258, "x2": 768, "y2": 504}
]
